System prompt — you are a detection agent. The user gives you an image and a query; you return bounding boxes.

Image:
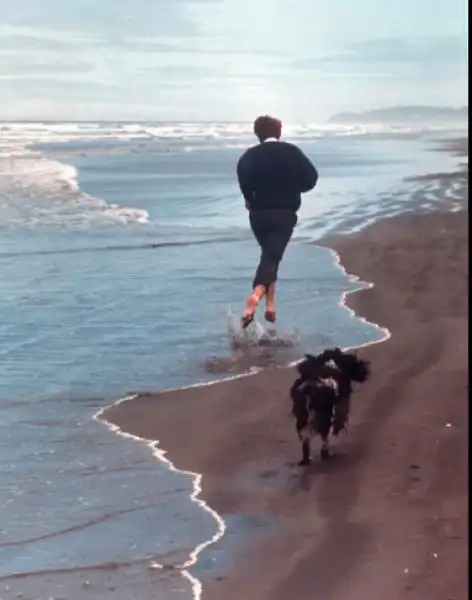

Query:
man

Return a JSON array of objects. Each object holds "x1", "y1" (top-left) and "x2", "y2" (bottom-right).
[{"x1": 237, "y1": 115, "x2": 318, "y2": 328}]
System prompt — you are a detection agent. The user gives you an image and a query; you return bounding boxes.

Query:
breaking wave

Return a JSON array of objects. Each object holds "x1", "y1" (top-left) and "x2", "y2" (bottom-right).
[{"x1": 0, "y1": 148, "x2": 149, "y2": 229}]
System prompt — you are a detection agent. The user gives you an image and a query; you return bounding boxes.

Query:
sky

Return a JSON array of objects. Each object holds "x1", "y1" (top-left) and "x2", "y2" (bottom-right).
[{"x1": 0, "y1": 0, "x2": 468, "y2": 121}]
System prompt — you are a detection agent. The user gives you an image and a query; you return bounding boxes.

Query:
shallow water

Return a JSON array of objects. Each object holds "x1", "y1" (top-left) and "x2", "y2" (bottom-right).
[{"x1": 0, "y1": 122, "x2": 466, "y2": 598}]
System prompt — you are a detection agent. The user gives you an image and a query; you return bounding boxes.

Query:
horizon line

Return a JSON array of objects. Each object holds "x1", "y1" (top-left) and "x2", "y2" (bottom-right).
[{"x1": 0, "y1": 104, "x2": 467, "y2": 125}]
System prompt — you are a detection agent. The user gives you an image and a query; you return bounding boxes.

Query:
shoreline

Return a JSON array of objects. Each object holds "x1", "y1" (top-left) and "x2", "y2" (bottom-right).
[
  {"x1": 99, "y1": 148, "x2": 468, "y2": 599},
  {"x1": 93, "y1": 240, "x2": 391, "y2": 599},
  {"x1": 93, "y1": 396, "x2": 226, "y2": 600}
]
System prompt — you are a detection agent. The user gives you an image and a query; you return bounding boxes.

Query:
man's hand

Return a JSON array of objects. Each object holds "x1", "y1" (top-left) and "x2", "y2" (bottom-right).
[{"x1": 245, "y1": 201, "x2": 251, "y2": 211}]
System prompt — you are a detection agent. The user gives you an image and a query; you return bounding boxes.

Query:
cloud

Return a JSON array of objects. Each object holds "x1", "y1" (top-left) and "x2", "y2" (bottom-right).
[
  {"x1": 140, "y1": 65, "x2": 222, "y2": 77},
  {"x1": 0, "y1": 30, "x2": 179, "y2": 53},
  {"x1": 0, "y1": 0, "x2": 467, "y2": 120},
  {"x1": 3, "y1": 78, "x2": 114, "y2": 92},
  {"x1": 293, "y1": 36, "x2": 467, "y2": 70},
  {"x1": 0, "y1": 4, "x2": 280, "y2": 88},
  {"x1": 0, "y1": 33, "x2": 79, "y2": 52},
  {"x1": 0, "y1": 60, "x2": 95, "y2": 77},
  {"x1": 1, "y1": 0, "x2": 218, "y2": 41},
  {"x1": 350, "y1": 36, "x2": 466, "y2": 64}
]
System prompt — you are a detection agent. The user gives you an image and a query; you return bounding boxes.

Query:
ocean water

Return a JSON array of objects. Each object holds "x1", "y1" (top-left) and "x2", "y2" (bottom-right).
[{"x1": 0, "y1": 121, "x2": 466, "y2": 599}]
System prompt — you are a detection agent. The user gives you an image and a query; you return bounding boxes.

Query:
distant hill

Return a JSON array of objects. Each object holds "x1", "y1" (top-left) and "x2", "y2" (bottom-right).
[{"x1": 328, "y1": 106, "x2": 468, "y2": 124}]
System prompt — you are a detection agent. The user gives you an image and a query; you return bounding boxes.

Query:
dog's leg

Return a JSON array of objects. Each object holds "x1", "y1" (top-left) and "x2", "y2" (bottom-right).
[
  {"x1": 314, "y1": 392, "x2": 333, "y2": 461},
  {"x1": 320, "y1": 435, "x2": 330, "y2": 461},
  {"x1": 320, "y1": 437, "x2": 331, "y2": 460},
  {"x1": 298, "y1": 427, "x2": 312, "y2": 466},
  {"x1": 333, "y1": 396, "x2": 350, "y2": 435},
  {"x1": 300, "y1": 439, "x2": 312, "y2": 466}
]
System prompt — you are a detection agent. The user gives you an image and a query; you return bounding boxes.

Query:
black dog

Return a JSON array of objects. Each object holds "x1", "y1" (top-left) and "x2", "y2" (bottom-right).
[{"x1": 290, "y1": 347, "x2": 370, "y2": 466}]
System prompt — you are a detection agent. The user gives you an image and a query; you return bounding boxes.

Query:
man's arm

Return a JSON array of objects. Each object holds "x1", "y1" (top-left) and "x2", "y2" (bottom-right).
[
  {"x1": 237, "y1": 151, "x2": 254, "y2": 209},
  {"x1": 295, "y1": 147, "x2": 318, "y2": 193}
]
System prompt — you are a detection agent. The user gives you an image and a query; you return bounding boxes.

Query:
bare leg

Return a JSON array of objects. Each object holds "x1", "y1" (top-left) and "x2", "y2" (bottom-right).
[
  {"x1": 242, "y1": 284, "x2": 265, "y2": 328},
  {"x1": 266, "y1": 283, "x2": 275, "y2": 310},
  {"x1": 264, "y1": 283, "x2": 276, "y2": 322}
]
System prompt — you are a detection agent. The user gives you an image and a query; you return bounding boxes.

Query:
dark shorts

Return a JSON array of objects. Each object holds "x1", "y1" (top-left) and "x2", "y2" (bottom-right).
[{"x1": 249, "y1": 210, "x2": 297, "y2": 287}]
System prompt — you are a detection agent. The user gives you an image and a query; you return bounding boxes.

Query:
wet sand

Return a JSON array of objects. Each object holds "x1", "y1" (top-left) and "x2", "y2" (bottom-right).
[{"x1": 103, "y1": 165, "x2": 468, "y2": 598}]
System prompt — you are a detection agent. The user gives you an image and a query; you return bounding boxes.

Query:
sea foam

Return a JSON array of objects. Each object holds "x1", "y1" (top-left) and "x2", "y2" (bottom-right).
[{"x1": 0, "y1": 129, "x2": 149, "y2": 228}]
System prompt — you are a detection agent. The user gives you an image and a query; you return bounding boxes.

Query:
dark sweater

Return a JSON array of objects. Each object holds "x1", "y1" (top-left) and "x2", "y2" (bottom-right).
[{"x1": 236, "y1": 140, "x2": 318, "y2": 212}]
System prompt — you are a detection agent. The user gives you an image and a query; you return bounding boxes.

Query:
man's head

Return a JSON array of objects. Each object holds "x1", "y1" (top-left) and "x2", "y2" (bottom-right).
[{"x1": 253, "y1": 115, "x2": 282, "y2": 142}]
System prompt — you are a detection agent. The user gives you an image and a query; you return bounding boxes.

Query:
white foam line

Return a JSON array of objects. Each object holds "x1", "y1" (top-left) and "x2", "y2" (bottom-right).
[
  {"x1": 92, "y1": 244, "x2": 392, "y2": 599},
  {"x1": 325, "y1": 245, "x2": 391, "y2": 352},
  {"x1": 141, "y1": 366, "x2": 262, "y2": 395},
  {"x1": 449, "y1": 202, "x2": 464, "y2": 213},
  {"x1": 93, "y1": 399, "x2": 226, "y2": 600},
  {"x1": 285, "y1": 246, "x2": 391, "y2": 368}
]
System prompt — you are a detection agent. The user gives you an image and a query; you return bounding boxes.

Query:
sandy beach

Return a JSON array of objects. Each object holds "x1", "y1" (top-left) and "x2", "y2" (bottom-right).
[{"x1": 103, "y1": 147, "x2": 468, "y2": 600}]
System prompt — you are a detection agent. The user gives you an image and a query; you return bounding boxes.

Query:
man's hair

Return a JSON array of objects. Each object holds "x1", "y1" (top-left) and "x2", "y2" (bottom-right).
[{"x1": 253, "y1": 115, "x2": 282, "y2": 142}]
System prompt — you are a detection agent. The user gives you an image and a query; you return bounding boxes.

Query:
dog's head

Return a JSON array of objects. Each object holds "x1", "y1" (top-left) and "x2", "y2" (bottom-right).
[
  {"x1": 298, "y1": 347, "x2": 370, "y2": 384},
  {"x1": 296, "y1": 353, "x2": 325, "y2": 379}
]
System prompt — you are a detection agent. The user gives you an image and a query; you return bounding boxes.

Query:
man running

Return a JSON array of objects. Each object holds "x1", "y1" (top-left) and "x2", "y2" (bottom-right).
[{"x1": 237, "y1": 115, "x2": 318, "y2": 328}]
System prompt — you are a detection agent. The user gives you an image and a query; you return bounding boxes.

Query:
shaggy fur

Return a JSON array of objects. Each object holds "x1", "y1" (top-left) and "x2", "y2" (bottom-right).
[{"x1": 290, "y1": 347, "x2": 371, "y2": 466}]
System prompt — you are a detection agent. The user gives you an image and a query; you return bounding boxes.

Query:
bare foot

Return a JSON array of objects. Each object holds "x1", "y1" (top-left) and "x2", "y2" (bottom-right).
[{"x1": 241, "y1": 295, "x2": 259, "y2": 329}]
